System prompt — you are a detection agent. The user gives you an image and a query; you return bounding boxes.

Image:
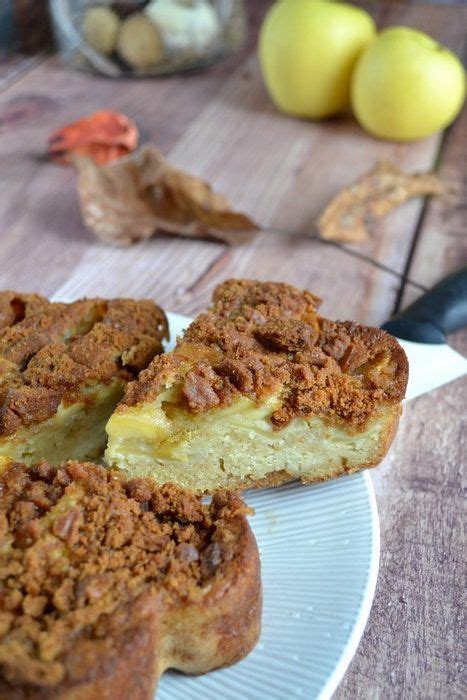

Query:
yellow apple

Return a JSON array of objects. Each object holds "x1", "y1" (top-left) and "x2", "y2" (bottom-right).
[
  {"x1": 351, "y1": 27, "x2": 465, "y2": 141},
  {"x1": 258, "y1": 0, "x2": 376, "y2": 119}
]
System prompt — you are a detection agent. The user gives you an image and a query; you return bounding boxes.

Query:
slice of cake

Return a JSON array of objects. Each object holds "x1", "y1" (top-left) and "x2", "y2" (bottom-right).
[
  {"x1": 105, "y1": 279, "x2": 408, "y2": 492},
  {"x1": 0, "y1": 461, "x2": 261, "y2": 699},
  {"x1": 0, "y1": 292, "x2": 168, "y2": 466}
]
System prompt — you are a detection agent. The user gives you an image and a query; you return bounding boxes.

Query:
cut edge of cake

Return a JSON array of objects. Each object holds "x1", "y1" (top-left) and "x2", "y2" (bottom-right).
[
  {"x1": 0, "y1": 292, "x2": 168, "y2": 467},
  {"x1": 105, "y1": 279, "x2": 408, "y2": 493}
]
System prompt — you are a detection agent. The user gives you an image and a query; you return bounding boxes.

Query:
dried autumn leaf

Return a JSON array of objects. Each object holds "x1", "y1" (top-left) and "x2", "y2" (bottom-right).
[
  {"x1": 49, "y1": 110, "x2": 138, "y2": 165},
  {"x1": 317, "y1": 161, "x2": 445, "y2": 243},
  {"x1": 74, "y1": 144, "x2": 259, "y2": 246}
]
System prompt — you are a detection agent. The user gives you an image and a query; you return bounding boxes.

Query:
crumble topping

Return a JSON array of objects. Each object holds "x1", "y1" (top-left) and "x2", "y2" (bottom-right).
[
  {"x1": 122, "y1": 279, "x2": 408, "y2": 428},
  {"x1": 0, "y1": 292, "x2": 168, "y2": 437},
  {"x1": 0, "y1": 461, "x2": 249, "y2": 686}
]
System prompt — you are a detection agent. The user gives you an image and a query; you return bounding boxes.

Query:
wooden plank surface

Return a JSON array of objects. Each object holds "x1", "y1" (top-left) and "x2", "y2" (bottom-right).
[
  {"x1": 400, "y1": 106, "x2": 467, "y2": 308},
  {"x1": 0, "y1": 51, "x2": 48, "y2": 91},
  {"x1": 0, "y1": 3, "x2": 464, "y2": 296},
  {"x1": 0, "y1": 2, "x2": 465, "y2": 698},
  {"x1": 336, "y1": 371, "x2": 466, "y2": 700}
]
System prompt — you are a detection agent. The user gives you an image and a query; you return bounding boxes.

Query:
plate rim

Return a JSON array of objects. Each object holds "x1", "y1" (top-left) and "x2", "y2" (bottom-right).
[{"x1": 318, "y1": 470, "x2": 380, "y2": 699}]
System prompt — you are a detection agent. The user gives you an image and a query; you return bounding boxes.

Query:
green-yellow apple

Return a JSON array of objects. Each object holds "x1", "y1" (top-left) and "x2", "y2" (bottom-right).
[
  {"x1": 351, "y1": 26, "x2": 465, "y2": 141},
  {"x1": 258, "y1": 0, "x2": 376, "y2": 119}
]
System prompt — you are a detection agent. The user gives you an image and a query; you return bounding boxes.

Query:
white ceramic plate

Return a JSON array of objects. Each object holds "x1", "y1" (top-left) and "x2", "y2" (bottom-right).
[{"x1": 156, "y1": 313, "x2": 380, "y2": 700}]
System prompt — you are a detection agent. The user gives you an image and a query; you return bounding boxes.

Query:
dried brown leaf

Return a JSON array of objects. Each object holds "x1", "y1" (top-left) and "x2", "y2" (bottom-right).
[
  {"x1": 317, "y1": 160, "x2": 445, "y2": 243},
  {"x1": 74, "y1": 144, "x2": 259, "y2": 245}
]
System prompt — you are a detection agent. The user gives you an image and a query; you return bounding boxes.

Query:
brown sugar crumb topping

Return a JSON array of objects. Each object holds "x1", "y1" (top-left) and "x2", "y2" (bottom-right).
[
  {"x1": 122, "y1": 279, "x2": 408, "y2": 428},
  {"x1": 0, "y1": 292, "x2": 168, "y2": 437},
  {"x1": 0, "y1": 461, "x2": 249, "y2": 687}
]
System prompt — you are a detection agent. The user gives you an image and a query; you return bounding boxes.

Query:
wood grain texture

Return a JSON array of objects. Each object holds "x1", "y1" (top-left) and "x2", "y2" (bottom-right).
[
  {"x1": 335, "y1": 367, "x2": 466, "y2": 700},
  {"x1": 0, "y1": 52, "x2": 47, "y2": 91},
  {"x1": 0, "y1": 2, "x2": 465, "y2": 699},
  {"x1": 0, "y1": 3, "x2": 464, "y2": 296},
  {"x1": 399, "y1": 107, "x2": 467, "y2": 309},
  {"x1": 396, "y1": 93, "x2": 466, "y2": 358}
]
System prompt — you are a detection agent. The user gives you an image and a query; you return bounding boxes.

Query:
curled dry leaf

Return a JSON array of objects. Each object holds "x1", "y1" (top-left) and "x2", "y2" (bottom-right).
[
  {"x1": 317, "y1": 160, "x2": 445, "y2": 243},
  {"x1": 49, "y1": 110, "x2": 138, "y2": 165},
  {"x1": 74, "y1": 144, "x2": 259, "y2": 245}
]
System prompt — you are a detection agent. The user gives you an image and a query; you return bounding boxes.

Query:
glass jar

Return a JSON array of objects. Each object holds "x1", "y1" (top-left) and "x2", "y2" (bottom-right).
[{"x1": 49, "y1": 0, "x2": 247, "y2": 77}]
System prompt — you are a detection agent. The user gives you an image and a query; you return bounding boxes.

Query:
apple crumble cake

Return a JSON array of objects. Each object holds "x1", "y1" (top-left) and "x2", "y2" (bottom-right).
[
  {"x1": 0, "y1": 460, "x2": 260, "y2": 699},
  {"x1": 0, "y1": 292, "x2": 168, "y2": 467},
  {"x1": 106, "y1": 279, "x2": 408, "y2": 492}
]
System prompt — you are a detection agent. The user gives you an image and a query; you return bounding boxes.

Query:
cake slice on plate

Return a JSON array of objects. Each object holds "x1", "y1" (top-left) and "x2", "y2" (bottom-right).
[
  {"x1": 0, "y1": 460, "x2": 261, "y2": 699},
  {"x1": 0, "y1": 291, "x2": 168, "y2": 467},
  {"x1": 105, "y1": 279, "x2": 408, "y2": 492}
]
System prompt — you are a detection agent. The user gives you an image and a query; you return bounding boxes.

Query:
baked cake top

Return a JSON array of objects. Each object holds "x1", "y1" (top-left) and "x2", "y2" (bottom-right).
[
  {"x1": 0, "y1": 460, "x2": 250, "y2": 687},
  {"x1": 121, "y1": 279, "x2": 408, "y2": 428},
  {"x1": 0, "y1": 292, "x2": 168, "y2": 437}
]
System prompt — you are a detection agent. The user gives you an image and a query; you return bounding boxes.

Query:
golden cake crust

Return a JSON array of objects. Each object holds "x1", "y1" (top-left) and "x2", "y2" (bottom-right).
[
  {"x1": 120, "y1": 279, "x2": 408, "y2": 430},
  {"x1": 0, "y1": 292, "x2": 168, "y2": 438},
  {"x1": 0, "y1": 461, "x2": 261, "y2": 699}
]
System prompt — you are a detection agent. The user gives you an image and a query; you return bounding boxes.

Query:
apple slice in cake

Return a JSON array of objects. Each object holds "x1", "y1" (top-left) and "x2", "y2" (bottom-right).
[
  {"x1": 0, "y1": 291, "x2": 168, "y2": 466},
  {"x1": 105, "y1": 279, "x2": 408, "y2": 492}
]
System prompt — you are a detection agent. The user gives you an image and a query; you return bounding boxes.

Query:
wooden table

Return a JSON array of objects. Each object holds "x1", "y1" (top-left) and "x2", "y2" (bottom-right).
[{"x1": 0, "y1": 2, "x2": 465, "y2": 697}]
